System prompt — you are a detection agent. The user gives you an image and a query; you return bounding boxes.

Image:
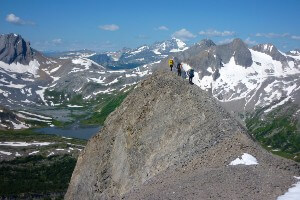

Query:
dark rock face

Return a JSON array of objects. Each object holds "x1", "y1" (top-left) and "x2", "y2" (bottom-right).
[
  {"x1": 0, "y1": 33, "x2": 33, "y2": 64},
  {"x1": 173, "y1": 38, "x2": 252, "y2": 77},
  {"x1": 216, "y1": 38, "x2": 253, "y2": 67},
  {"x1": 89, "y1": 54, "x2": 112, "y2": 65},
  {"x1": 65, "y1": 69, "x2": 300, "y2": 200},
  {"x1": 174, "y1": 39, "x2": 216, "y2": 61}
]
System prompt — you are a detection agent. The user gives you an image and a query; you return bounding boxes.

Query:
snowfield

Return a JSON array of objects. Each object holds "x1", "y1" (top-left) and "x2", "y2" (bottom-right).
[
  {"x1": 0, "y1": 59, "x2": 40, "y2": 77},
  {"x1": 182, "y1": 48, "x2": 300, "y2": 113},
  {"x1": 0, "y1": 142, "x2": 54, "y2": 147}
]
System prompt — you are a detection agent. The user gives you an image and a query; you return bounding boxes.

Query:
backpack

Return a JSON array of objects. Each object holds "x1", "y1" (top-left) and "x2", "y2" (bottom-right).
[
  {"x1": 169, "y1": 59, "x2": 174, "y2": 65},
  {"x1": 189, "y1": 69, "x2": 194, "y2": 77},
  {"x1": 177, "y1": 63, "x2": 181, "y2": 69}
]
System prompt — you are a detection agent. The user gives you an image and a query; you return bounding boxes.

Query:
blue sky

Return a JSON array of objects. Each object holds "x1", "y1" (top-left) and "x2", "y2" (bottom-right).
[{"x1": 1, "y1": 0, "x2": 300, "y2": 52}]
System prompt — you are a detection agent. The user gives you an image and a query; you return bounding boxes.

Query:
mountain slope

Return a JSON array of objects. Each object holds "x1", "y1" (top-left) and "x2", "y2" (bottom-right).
[{"x1": 65, "y1": 69, "x2": 300, "y2": 200}]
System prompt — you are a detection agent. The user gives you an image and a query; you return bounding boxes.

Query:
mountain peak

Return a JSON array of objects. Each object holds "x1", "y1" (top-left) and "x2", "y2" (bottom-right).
[
  {"x1": 65, "y1": 69, "x2": 299, "y2": 200},
  {"x1": 0, "y1": 33, "x2": 34, "y2": 64},
  {"x1": 170, "y1": 37, "x2": 186, "y2": 48},
  {"x1": 252, "y1": 43, "x2": 286, "y2": 61},
  {"x1": 198, "y1": 39, "x2": 216, "y2": 47},
  {"x1": 231, "y1": 38, "x2": 247, "y2": 47},
  {"x1": 214, "y1": 38, "x2": 252, "y2": 67}
]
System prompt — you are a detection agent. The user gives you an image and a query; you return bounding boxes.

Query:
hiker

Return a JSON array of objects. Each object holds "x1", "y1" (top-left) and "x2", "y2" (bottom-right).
[
  {"x1": 169, "y1": 59, "x2": 174, "y2": 71},
  {"x1": 177, "y1": 62, "x2": 182, "y2": 76},
  {"x1": 188, "y1": 69, "x2": 194, "y2": 84}
]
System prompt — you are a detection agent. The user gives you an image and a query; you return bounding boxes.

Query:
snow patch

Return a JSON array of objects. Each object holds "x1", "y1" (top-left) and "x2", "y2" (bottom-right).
[
  {"x1": 47, "y1": 152, "x2": 55, "y2": 157},
  {"x1": 19, "y1": 111, "x2": 52, "y2": 120},
  {"x1": 103, "y1": 78, "x2": 118, "y2": 86},
  {"x1": 130, "y1": 46, "x2": 149, "y2": 55},
  {"x1": 229, "y1": 153, "x2": 258, "y2": 166},
  {"x1": 29, "y1": 151, "x2": 39, "y2": 155},
  {"x1": 50, "y1": 65, "x2": 61, "y2": 73},
  {"x1": 16, "y1": 113, "x2": 52, "y2": 123},
  {"x1": 152, "y1": 49, "x2": 161, "y2": 55},
  {"x1": 277, "y1": 177, "x2": 300, "y2": 200},
  {"x1": 10, "y1": 120, "x2": 29, "y2": 129},
  {"x1": 0, "y1": 142, "x2": 53, "y2": 147},
  {"x1": 0, "y1": 150, "x2": 12, "y2": 155},
  {"x1": 67, "y1": 105, "x2": 83, "y2": 108},
  {"x1": 93, "y1": 88, "x2": 116, "y2": 95},
  {"x1": 15, "y1": 152, "x2": 21, "y2": 157},
  {"x1": 36, "y1": 86, "x2": 48, "y2": 105},
  {"x1": 89, "y1": 76, "x2": 106, "y2": 84}
]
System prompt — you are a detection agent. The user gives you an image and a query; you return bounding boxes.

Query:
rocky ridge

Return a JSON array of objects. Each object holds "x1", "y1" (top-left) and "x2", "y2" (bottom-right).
[{"x1": 65, "y1": 69, "x2": 300, "y2": 200}]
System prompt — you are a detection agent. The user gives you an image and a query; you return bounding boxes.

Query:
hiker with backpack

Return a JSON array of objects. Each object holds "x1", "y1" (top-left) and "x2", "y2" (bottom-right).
[
  {"x1": 188, "y1": 69, "x2": 194, "y2": 84},
  {"x1": 169, "y1": 59, "x2": 174, "y2": 71},
  {"x1": 177, "y1": 62, "x2": 182, "y2": 76}
]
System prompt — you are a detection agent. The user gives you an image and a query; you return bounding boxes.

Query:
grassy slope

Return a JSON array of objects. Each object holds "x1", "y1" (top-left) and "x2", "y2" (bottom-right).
[
  {"x1": 245, "y1": 102, "x2": 300, "y2": 162},
  {"x1": 81, "y1": 91, "x2": 130, "y2": 125},
  {"x1": 44, "y1": 88, "x2": 131, "y2": 127},
  {"x1": 0, "y1": 129, "x2": 86, "y2": 146}
]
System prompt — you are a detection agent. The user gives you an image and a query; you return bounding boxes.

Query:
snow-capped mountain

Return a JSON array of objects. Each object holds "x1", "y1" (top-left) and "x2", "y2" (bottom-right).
[
  {"x1": 0, "y1": 34, "x2": 164, "y2": 112},
  {"x1": 0, "y1": 33, "x2": 34, "y2": 64},
  {"x1": 164, "y1": 38, "x2": 300, "y2": 116},
  {"x1": 1, "y1": 33, "x2": 299, "y2": 124},
  {"x1": 89, "y1": 38, "x2": 188, "y2": 68},
  {"x1": 44, "y1": 49, "x2": 97, "y2": 59}
]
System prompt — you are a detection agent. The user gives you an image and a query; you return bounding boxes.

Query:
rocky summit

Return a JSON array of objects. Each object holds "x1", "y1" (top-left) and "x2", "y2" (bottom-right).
[
  {"x1": 65, "y1": 69, "x2": 300, "y2": 200},
  {"x1": 0, "y1": 33, "x2": 34, "y2": 64}
]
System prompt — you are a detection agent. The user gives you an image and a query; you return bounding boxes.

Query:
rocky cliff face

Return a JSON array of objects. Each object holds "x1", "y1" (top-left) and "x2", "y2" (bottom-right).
[
  {"x1": 0, "y1": 33, "x2": 33, "y2": 64},
  {"x1": 66, "y1": 69, "x2": 300, "y2": 200}
]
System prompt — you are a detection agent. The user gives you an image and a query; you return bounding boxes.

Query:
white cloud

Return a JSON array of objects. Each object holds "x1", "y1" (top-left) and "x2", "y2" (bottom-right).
[
  {"x1": 172, "y1": 28, "x2": 196, "y2": 41},
  {"x1": 99, "y1": 24, "x2": 119, "y2": 31},
  {"x1": 6, "y1": 13, "x2": 35, "y2": 25},
  {"x1": 52, "y1": 38, "x2": 62, "y2": 45},
  {"x1": 6, "y1": 14, "x2": 22, "y2": 24},
  {"x1": 244, "y1": 37, "x2": 257, "y2": 45},
  {"x1": 157, "y1": 26, "x2": 169, "y2": 31},
  {"x1": 217, "y1": 38, "x2": 234, "y2": 45},
  {"x1": 255, "y1": 32, "x2": 290, "y2": 38},
  {"x1": 199, "y1": 29, "x2": 235, "y2": 37},
  {"x1": 291, "y1": 35, "x2": 300, "y2": 40}
]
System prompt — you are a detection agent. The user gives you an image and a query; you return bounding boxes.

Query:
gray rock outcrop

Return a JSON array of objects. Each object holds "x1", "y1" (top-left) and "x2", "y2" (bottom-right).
[
  {"x1": 0, "y1": 33, "x2": 33, "y2": 64},
  {"x1": 216, "y1": 38, "x2": 253, "y2": 67},
  {"x1": 65, "y1": 69, "x2": 300, "y2": 200}
]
